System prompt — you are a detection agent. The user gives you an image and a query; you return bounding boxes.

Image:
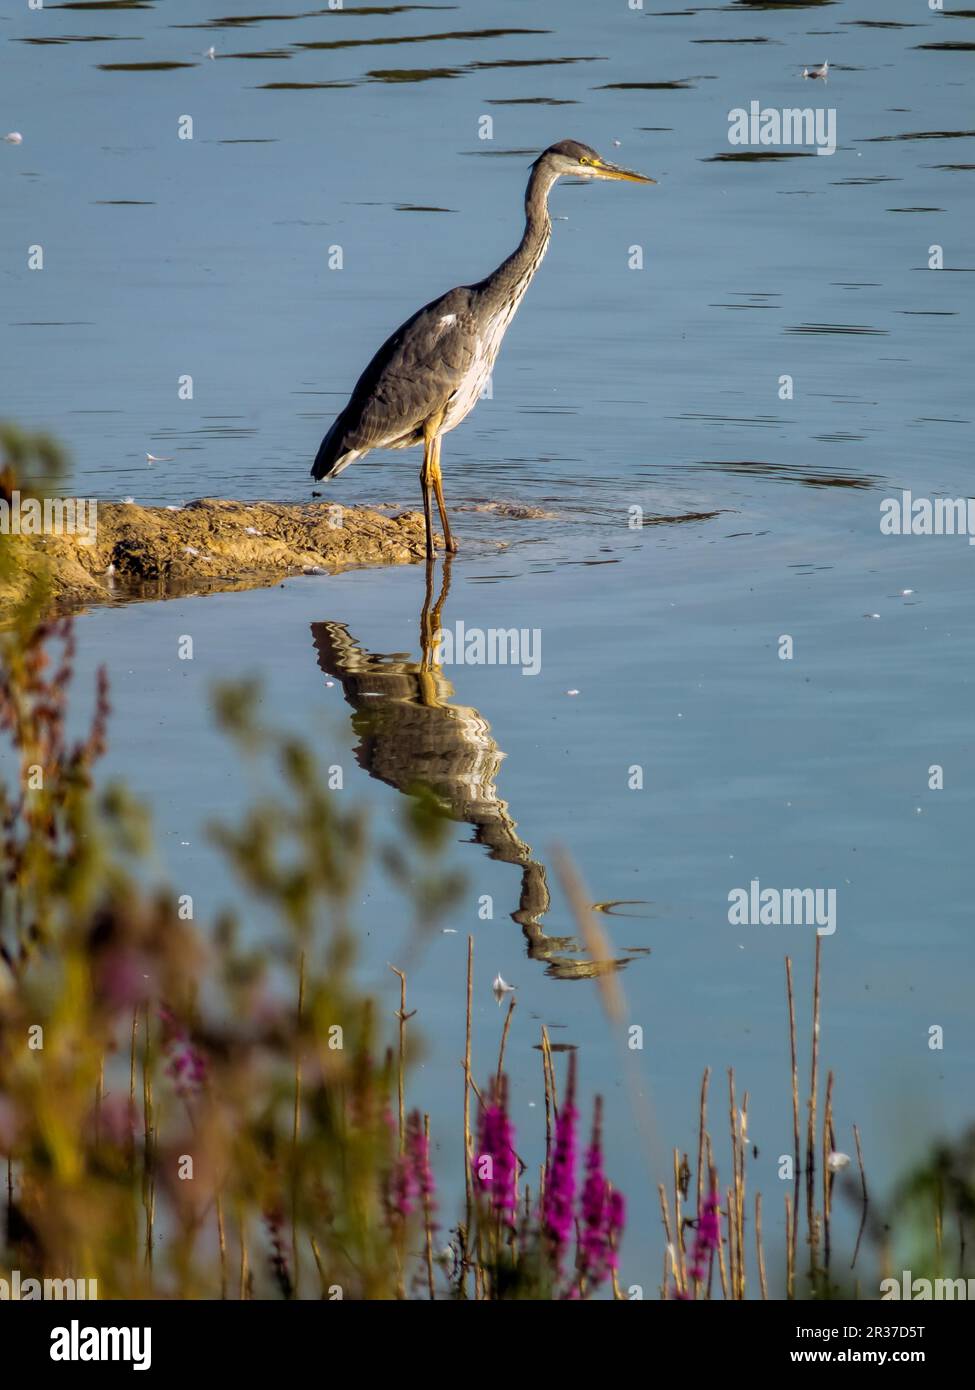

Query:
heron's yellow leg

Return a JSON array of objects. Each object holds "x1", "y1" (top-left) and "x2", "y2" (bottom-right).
[
  {"x1": 420, "y1": 427, "x2": 437, "y2": 558},
  {"x1": 430, "y1": 435, "x2": 458, "y2": 555}
]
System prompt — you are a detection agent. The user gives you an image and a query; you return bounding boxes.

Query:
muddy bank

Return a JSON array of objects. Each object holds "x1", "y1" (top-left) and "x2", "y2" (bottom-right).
[{"x1": 1, "y1": 497, "x2": 434, "y2": 609}]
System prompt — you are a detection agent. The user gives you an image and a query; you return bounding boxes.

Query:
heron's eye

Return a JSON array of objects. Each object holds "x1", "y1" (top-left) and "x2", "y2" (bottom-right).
[{"x1": 578, "y1": 156, "x2": 591, "y2": 166}]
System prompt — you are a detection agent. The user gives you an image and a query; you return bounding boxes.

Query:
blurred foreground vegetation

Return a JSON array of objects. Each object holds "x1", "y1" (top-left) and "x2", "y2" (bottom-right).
[{"x1": 1, "y1": 427, "x2": 972, "y2": 1301}]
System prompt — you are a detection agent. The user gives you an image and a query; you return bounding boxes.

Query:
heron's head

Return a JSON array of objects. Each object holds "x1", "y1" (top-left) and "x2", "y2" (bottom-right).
[{"x1": 534, "y1": 139, "x2": 656, "y2": 185}]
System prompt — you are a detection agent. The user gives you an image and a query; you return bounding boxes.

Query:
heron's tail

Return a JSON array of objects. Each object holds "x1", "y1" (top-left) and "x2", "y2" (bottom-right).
[{"x1": 311, "y1": 417, "x2": 362, "y2": 481}]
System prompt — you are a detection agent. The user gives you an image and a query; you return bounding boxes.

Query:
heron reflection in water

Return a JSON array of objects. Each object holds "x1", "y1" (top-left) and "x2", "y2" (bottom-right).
[{"x1": 311, "y1": 559, "x2": 633, "y2": 981}]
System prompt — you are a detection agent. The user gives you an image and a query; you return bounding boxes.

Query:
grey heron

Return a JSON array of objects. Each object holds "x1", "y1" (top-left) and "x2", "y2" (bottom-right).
[{"x1": 311, "y1": 140, "x2": 655, "y2": 557}]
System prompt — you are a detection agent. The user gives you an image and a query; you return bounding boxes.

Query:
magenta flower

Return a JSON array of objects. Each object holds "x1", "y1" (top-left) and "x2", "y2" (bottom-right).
[
  {"x1": 386, "y1": 1111, "x2": 438, "y2": 1226},
  {"x1": 159, "y1": 1005, "x2": 207, "y2": 1099},
  {"x1": 407, "y1": 1112, "x2": 437, "y2": 1221},
  {"x1": 687, "y1": 1184, "x2": 721, "y2": 1290},
  {"x1": 542, "y1": 1056, "x2": 578, "y2": 1265},
  {"x1": 391, "y1": 1147, "x2": 420, "y2": 1220},
  {"x1": 473, "y1": 1079, "x2": 517, "y2": 1222},
  {"x1": 577, "y1": 1096, "x2": 625, "y2": 1288}
]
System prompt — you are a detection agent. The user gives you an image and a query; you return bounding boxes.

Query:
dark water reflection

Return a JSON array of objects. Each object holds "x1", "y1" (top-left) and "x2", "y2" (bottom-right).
[{"x1": 312, "y1": 557, "x2": 637, "y2": 981}]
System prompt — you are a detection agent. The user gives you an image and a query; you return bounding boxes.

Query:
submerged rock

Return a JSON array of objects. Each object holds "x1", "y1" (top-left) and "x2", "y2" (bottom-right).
[{"x1": 1, "y1": 496, "x2": 432, "y2": 610}]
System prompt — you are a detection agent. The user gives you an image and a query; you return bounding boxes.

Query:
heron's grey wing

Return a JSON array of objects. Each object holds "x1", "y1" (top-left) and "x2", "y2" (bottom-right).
[{"x1": 338, "y1": 288, "x2": 480, "y2": 449}]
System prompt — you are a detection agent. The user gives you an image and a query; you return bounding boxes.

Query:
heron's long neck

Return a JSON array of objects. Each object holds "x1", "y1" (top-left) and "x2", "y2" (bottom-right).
[{"x1": 477, "y1": 161, "x2": 558, "y2": 314}]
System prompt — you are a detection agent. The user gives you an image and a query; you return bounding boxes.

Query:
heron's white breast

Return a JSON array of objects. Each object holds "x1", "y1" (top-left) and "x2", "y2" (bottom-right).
[{"x1": 442, "y1": 296, "x2": 527, "y2": 435}]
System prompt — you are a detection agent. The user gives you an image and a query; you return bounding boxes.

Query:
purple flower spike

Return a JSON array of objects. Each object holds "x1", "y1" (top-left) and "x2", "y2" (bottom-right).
[
  {"x1": 473, "y1": 1080, "x2": 517, "y2": 1222},
  {"x1": 391, "y1": 1149, "x2": 420, "y2": 1220},
  {"x1": 687, "y1": 1184, "x2": 722, "y2": 1291},
  {"x1": 542, "y1": 1055, "x2": 578, "y2": 1266},
  {"x1": 407, "y1": 1111, "x2": 437, "y2": 1223},
  {"x1": 160, "y1": 1006, "x2": 207, "y2": 1100},
  {"x1": 607, "y1": 1189, "x2": 625, "y2": 1268},
  {"x1": 577, "y1": 1096, "x2": 626, "y2": 1288}
]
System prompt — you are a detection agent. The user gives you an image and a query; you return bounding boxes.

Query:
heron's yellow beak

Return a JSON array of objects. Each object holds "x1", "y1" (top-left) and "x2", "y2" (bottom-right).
[{"x1": 591, "y1": 159, "x2": 656, "y2": 184}]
